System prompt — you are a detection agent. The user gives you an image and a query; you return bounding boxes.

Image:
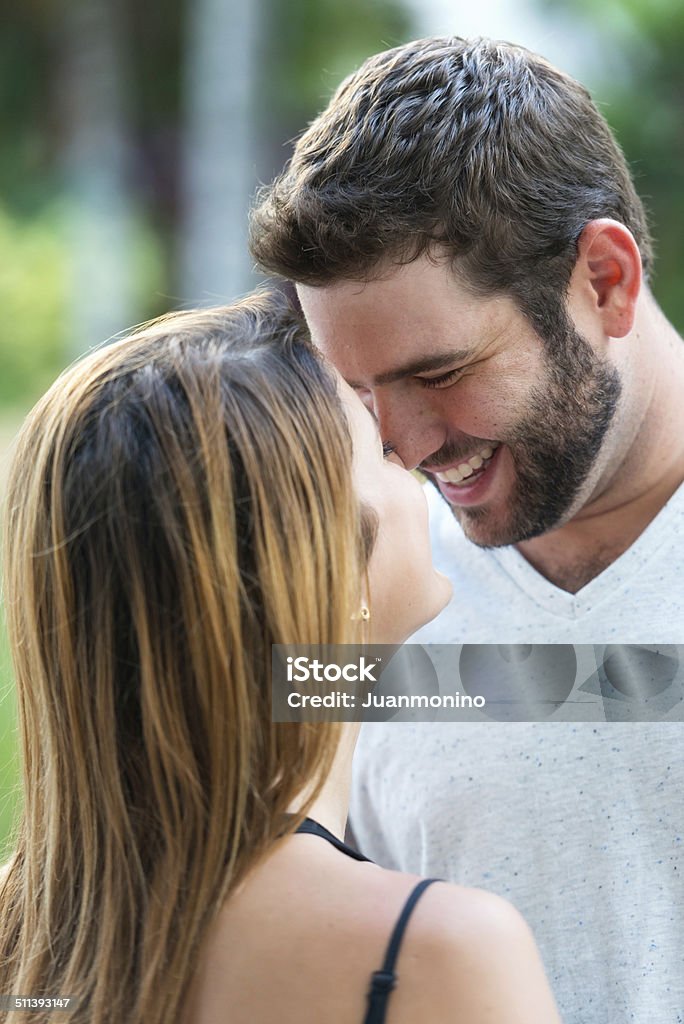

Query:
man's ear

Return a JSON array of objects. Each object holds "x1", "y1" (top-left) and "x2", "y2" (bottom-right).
[{"x1": 573, "y1": 219, "x2": 642, "y2": 338}]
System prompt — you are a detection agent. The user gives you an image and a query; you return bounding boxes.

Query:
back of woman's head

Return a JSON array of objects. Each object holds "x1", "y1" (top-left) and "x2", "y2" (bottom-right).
[{"x1": 1, "y1": 291, "x2": 365, "y2": 1022}]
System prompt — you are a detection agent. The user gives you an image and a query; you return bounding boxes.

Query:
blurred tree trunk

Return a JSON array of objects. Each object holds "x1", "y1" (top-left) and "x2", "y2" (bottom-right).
[
  {"x1": 179, "y1": 0, "x2": 261, "y2": 306},
  {"x1": 58, "y1": 0, "x2": 136, "y2": 356}
]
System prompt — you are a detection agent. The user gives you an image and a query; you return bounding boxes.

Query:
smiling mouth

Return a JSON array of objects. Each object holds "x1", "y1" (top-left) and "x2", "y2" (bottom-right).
[{"x1": 429, "y1": 443, "x2": 500, "y2": 485}]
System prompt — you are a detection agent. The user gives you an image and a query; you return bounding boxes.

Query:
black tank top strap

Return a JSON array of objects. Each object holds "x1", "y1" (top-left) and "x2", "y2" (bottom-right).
[
  {"x1": 294, "y1": 816, "x2": 372, "y2": 863},
  {"x1": 363, "y1": 878, "x2": 440, "y2": 1024},
  {"x1": 293, "y1": 818, "x2": 440, "y2": 1024}
]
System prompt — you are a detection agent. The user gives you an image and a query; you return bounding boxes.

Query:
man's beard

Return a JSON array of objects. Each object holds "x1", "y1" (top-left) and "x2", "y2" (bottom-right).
[{"x1": 430, "y1": 316, "x2": 622, "y2": 548}]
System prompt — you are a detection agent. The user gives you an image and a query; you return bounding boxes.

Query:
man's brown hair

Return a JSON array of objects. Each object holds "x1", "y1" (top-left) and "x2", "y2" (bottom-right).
[{"x1": 250, "y1": 36, "x2": 652, "y2": 332}]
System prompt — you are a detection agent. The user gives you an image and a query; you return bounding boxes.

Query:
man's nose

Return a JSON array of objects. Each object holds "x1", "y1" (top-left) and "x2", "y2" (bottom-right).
[{"x1": 370, "y1": 388, "x2": 446, "y2": 472}]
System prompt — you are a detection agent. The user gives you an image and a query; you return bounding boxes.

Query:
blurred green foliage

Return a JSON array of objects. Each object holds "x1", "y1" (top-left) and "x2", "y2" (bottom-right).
[
  {"x1": 0, "y1": 203, "x2": 67, "y2": 405},
  {"x1": 0, "y1": 200, "x2": 165, "y2": 407},
  {"x1": 539, "y1": 0, "x2": 684, "y2": 330},
  {"x1": 261, "y1": 0, "x2": 411, "y2": 141},
  {"x1": 0, "y1": 0, "x2": 412, "y2": 410},
  {"x1": 0, "y1": 621, "x2": 19, "y2": 861}
]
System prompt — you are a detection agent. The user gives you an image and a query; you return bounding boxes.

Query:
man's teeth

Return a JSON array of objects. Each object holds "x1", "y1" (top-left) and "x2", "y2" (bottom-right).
[{"x1": 435, "y1": 444, "x2": 499, "y2": 484}]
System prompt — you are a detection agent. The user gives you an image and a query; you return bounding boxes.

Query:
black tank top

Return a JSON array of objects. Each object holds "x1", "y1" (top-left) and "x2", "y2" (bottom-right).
[{"x1": 295, "y1": 818, "x2": 439, "y2": 1024}]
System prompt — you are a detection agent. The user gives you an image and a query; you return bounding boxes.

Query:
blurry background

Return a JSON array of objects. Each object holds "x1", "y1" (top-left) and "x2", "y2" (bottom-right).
[{"x1": 1, "y1": 0, "x2": 682, "y2": 855}]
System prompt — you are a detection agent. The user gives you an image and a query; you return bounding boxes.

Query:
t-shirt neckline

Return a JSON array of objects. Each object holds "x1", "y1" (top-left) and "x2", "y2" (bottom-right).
[{"x1": 486, "y1": 481, "x2": 684, "y2": 619}]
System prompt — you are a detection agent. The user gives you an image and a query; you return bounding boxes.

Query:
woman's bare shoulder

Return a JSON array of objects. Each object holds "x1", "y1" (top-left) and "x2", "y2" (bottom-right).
[
  {"x1": 384, "y1": 878, "x2": 563, "y2": 1024},
  {"x1": 189, "y1": 845, "x2": 562, "y2": 1024},
  {"x1": 265, "y1": 861, "x2": 563, "y2": 1024}
]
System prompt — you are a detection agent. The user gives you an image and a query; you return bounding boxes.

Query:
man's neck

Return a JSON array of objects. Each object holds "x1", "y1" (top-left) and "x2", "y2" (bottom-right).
[
  {"x1": 515, "y1": 477, "x2": 682, "y2": 593},
  {"x1": 516, "y1": 298, "x2": 684, "y2": 593}
]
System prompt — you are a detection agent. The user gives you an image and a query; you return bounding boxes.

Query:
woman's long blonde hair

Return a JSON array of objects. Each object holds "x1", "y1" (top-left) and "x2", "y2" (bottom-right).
[{"x1": 0, "y1": 292, "x2": 369, "y2": 1022}]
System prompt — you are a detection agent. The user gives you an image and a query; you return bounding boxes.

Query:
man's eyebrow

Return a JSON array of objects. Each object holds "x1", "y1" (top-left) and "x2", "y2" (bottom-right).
[{"x1": 347, "y1": 349, "x2": 472, "y2": 389}]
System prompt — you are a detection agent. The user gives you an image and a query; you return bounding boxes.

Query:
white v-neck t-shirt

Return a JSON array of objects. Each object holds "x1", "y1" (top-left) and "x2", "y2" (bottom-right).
[
  {"x1": 415, "y1": 477, "x2": 684, "y2": 643},
  {"x1": 350, "y1": 482, "x2": 684, "y2": 1024}
]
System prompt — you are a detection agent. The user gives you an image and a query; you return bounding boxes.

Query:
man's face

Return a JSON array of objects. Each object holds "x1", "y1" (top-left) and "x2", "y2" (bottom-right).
[{"x1": 298, "y1": 256, "x2": 622, "y2": 548}]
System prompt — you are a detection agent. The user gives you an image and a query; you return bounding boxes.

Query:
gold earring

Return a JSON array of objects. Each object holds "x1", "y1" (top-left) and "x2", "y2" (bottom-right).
[{"x1": 352, "y1": 605, "x2": 370, "y2": 622}]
